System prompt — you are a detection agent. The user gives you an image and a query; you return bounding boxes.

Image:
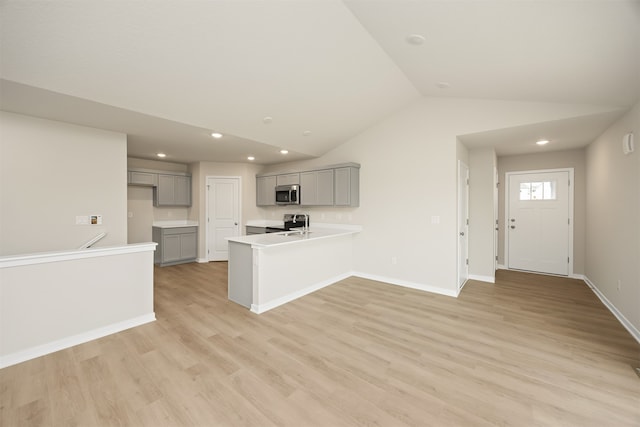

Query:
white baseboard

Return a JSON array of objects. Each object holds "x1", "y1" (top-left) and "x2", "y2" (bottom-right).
[
  {"x1": 496, "y1": 264, "x2": 506, "y2": 270},
  {"x1": 0, "y1": 313, "x2": 156, "y2": 369},
  {"x1": 583, "y1": 276, "x2": 640, "y2": 344},
  {"x1": 196, "y1": 258, "x2": 208, "y2": 263},
  {"x1": 250, "y1": 272, "x2": 352, "y2": 314},
  {"x1": 469, "y1": 274, "x2": 495, "y2": 284},
  {"x1": 352, "y1": 272, "x2": 458, "y2": 298}
]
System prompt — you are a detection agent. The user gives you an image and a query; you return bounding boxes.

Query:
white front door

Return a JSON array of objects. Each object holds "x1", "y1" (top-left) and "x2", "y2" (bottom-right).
[
  {"x1": 507, "y1": 170, "x2": 571, "y2": 275},
  {"x1": 457, "y1": 161, "x2": 469, "y2": 290},
  {"x1": 207, "y1": 177, "x2": 241, "y2": 261}
]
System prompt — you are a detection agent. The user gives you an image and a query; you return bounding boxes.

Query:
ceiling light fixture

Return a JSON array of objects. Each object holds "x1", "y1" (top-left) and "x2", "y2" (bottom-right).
[
  {"x1": 280, "y1": 149, "x2": 289, "y2": 155},
  {"x1": 263, "y1": 116, "x2": 273, "y2": 124},
  {"x1": 247, "y1": 156, "x2": 255, "y2": 161},
  {"x1": 406, "y1": 34, "x2": 426, "y2": 45},
  {"x1": 156, "y1": 153, "x2": 167, "y2": 158},
  {"x1": 436, "y1": 82, "x2": 451, "y2": 89},
  {"x1": 211, "y1": 132, "x2": 223, "y2": 139},
  {"x1": 303, "y1": 130, "x2": 311, "y2": 136},
  {"x1": 536, "y1": 139, "x2": 550, "y2": 146}
]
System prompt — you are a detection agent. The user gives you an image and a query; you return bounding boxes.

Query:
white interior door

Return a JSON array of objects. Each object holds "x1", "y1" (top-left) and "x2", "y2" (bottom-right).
[
  {"x1": 507, "y1": 171, "x2": 570, "y2": 275},
  {"x1": 457, "y1": 161, "x2": 469, "y2": 290},
  {"x1": 207, "y1": 177, "x2": 241, "y2": 261}
]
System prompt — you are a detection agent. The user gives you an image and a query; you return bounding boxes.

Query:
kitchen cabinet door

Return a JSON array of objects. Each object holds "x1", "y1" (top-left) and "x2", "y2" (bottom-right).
[
  {"x1": 300, "y1": 170, "x2": 334, "y2": 206},
  {"x1": 334, "y1": 167, "x2": 359, "y2": 207},
  {"x1": 128, "y1": 171, "x2": 157, "y2": 186},
  {"x1": 276, "y1": 173, "x2": 300, "y2": 185},
  {"x1": 256, "y1": 176, "x2": 276, "y2": 206},
  {"x1": 156, "y1": 175, "x2": 176, "y2": 206},
  {"x1": 155, "y1": 174, "x2": 192, "y2": 207},
  {"x1": 174, "y1": 175, "x2": 191, "y2": 206},
  {"x1": 179, "y1": 231, "x2": 197, "y2": 260}
]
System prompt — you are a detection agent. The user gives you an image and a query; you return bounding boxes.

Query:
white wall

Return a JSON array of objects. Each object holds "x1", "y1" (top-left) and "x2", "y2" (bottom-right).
[
  {"x1": 257, "y1": 98, "x2": 611, "y2": 294},
  {"x1": 469, "y1": 148, "x2": 497, "y2": 281},
  {"x1": 585, "y1": 102, "x2": 639, "y2": 335},
  {"x1": 0, "y1": 112, "x2": 127, "y2": 255}
]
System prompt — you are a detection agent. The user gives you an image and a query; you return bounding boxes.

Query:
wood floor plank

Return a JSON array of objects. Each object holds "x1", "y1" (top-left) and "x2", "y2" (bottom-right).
[{"x1": 1, "y1": 263, "x2": 639, "y2": 426}]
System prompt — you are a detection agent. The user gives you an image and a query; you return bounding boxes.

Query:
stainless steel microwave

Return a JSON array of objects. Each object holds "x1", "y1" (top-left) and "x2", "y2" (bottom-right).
[{"x1": 275, "y1": 184, "x2": 300, "y2": 205}]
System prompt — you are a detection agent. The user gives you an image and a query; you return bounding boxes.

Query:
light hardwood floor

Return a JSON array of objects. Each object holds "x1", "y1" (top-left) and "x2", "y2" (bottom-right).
[{"x1": 2, "y1": 263, "x2": 639, "y2": 426}]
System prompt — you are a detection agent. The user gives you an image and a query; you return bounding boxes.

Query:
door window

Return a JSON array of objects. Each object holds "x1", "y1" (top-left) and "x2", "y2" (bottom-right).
[{"x1": 519, "y1": 181, "x2": 556, "y2": 200}]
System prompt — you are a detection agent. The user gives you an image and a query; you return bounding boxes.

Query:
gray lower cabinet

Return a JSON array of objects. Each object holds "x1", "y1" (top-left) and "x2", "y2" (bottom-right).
[
  {"x1": 154, "y1": 174, "x2": 191, "y2": 207},
  {"x1": 256, "y1": 175, "x2": 276, "y2": 206},
  {"x1": 153, "y1": 226, "x2": 197, "y2": 266}
]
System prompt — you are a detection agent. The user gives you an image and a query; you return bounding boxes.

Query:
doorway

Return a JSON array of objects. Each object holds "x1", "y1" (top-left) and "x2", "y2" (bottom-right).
[
  {"x1": 457, "y1": 161, "x2": 469, "y2": 290},
  {"x1": 206, "y1": 176, "x2": 241, "y2": 261},
  {"x1": 505, "y1": 169, "x2": 573, "y2": 276}
]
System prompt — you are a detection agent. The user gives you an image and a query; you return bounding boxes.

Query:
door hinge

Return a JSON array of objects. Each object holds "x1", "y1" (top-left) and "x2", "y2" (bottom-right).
[
  {"x1": 466, "y1": 218, "x2": 469, "y2": 225},
  {"x1": 568, "y1": 218, "x2": 570, "y2": 225},
  {"x1": 466, "y1": 258, "x2": 469, "y2": 265},
  {"x1": 567, "y1": 257, "x2": 570, "y2": 263},
  {"x1": 495, "y1": 255, "x2": 498, "y2": 261},
  {"x1": 466, "y1": 178, "x2": 469, "y2": 185},
  {"x1": 207, "y1": 184, "x2": 210, "y2": 190}
]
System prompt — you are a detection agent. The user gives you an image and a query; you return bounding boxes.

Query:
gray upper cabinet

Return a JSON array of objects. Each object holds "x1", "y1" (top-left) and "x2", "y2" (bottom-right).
[
  {"x1": 128, "y1": 168, "x2": 192, "y2": 206},
  {"x1": 256, "y1": 175, "x2": 276, "y2": 206},
  {"x1": 155, "y1": 174, "x2": 191, "y2": 207},
  {"x1": 256, "y1": 163, "x2": 359, "y2": 207},
  {"x1": 128, "y1": 170, "x2": 157, "y2": 186},
  {"x1": 300, "y1": 169, "x2": 334, "y2": 206},
  {"x1": 276, "y1": 173, "x2": 300, "y2": 185},
  {"x1": 334, "y1": 166, "x2": 359, "y2": 207}
]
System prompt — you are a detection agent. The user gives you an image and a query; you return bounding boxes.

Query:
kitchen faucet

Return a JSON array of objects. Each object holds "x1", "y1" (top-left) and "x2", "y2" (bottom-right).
[{"x1": 293, "y1": 213, "x2": 309, "y2": 232}]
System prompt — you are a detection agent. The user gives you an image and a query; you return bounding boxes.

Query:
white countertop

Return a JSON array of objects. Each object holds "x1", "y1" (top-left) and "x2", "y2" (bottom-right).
[
  {"x1": 227, "y1": 225, "x2": 361, "y2": 248},
  {"x1": 152, "y1": 220, "x2": 199, "y2": 228}
]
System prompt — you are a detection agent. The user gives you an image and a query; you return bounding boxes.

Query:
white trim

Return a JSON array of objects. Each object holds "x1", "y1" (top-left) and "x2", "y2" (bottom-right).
[
  {"x1": 583, "y1": 276, "x2": 640, "y2": 344},
  {"x1": 250, "y1": 272, "x2": 352, "y2": 314},
  {"x1": 504, "y1": 168, "x2": 574, "y2": 276},
  {"x1": 496, "y1": 264, "x2": 507, "y2": 270},
  {"x1": 196, "y1": 257, "x2": 208, "y2": 263},
  {"x1": 353, "y1": 271, "x2": 459, "y2": 298},
  {"x1": 0, "y1": 243, "x2": 157, "y2": 268},
  {"x1": 0, "y1": 313, "x2": 156, "y2": 369},
  {"x1": 457, "y1": 160, "x2": 469, "y2": 291},
  {"x1": 469, "y1": 274, "x2": 495, "y2": 284},
  {"x1": 206, "y1": 176, "x2": 242, "y2": 262}
]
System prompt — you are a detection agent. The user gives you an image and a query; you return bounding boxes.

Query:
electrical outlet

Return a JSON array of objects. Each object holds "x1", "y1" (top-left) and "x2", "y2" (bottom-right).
[
  {"x1": 391, "y1": 256, "x2": 398, "y2": 265},
  {"x1": 127, "y1": 212, "x2": 134, "y2": 218}
]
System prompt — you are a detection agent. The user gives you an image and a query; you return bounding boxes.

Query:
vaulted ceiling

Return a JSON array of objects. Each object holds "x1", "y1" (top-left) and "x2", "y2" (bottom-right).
[{"x1": 1, "y1": 1, "x2": 638, "y2": 163}]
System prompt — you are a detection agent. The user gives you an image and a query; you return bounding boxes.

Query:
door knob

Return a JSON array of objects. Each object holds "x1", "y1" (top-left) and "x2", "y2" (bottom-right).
[
  {"x1": 459, "y1": 232, "x2": 465, "y2": 236},
  {"x1": 510, "y1": 225, "x2": 515, "y2": 229}
]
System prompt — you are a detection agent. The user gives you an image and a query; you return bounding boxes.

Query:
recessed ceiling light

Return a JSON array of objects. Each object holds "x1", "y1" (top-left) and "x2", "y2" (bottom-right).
[
  {"x1": 280, "y1": 149, "x2": 289, "y2": 155},
  {"x1": 263, "y1": 116, "x2": 273, "y2": 124},
  {"x1": 303, "y1": 130, "x2": 311, "y2": 136},
  {"x1": 536, "y1": 139, "x2": 550, "y2": 146},
  {"x1": 156, "y1": 153, "x2": 167, "y2": 158},
  {"x1": 406, "y1": 34, "x2": 426, "y2": 45},
  {"x1": 436, "y1": 82, "x2": 451, "y2": 89},
  {"x1": 211, "y1": 132, "x2": 223, "y2": 139},
  {"x1": 247, "y1": 156, "x2": 255, "y2": 161}
]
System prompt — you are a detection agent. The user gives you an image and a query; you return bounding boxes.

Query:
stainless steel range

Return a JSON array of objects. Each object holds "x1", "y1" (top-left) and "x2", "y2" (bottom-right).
[{"x1": 245, "y1": 214, "x2": 310, "y2": 235}]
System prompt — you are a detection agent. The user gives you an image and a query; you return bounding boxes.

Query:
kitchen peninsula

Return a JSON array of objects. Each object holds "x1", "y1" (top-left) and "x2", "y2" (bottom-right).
[{"x1": 226, "y1": 225, "x2": 361, "y2": 313}]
